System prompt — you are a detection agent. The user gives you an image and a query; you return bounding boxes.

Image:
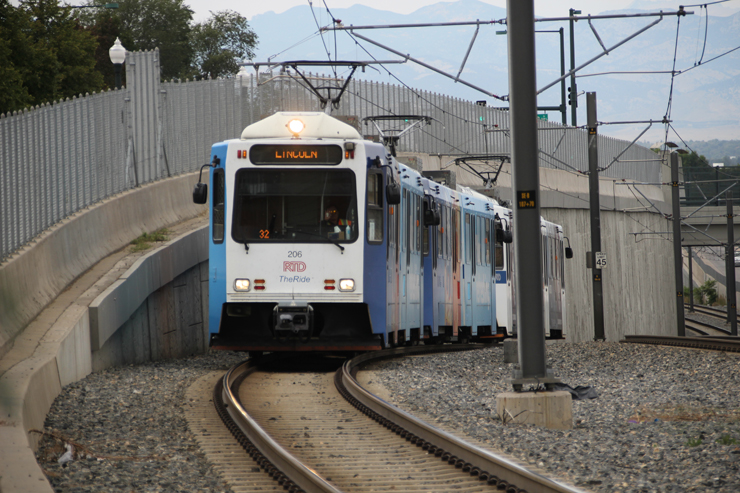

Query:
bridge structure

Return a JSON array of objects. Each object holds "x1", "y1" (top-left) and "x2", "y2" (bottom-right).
[{"x1": 1, "y1": 49, "x2": 736, "y2": 493}]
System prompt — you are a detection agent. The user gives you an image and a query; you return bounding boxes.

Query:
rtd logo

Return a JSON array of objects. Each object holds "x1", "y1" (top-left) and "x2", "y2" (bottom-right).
[{"x1": 283, "y1": 261, "x2": 307, "y2": 272}]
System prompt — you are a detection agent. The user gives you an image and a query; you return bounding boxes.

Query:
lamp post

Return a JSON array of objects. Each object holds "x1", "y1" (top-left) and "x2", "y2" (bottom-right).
[{"x1": 109, "y1": 37, "x2": 126, "y2": 89}]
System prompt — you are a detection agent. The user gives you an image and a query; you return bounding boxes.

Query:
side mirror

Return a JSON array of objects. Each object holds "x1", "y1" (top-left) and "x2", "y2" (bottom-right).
[
  {"x1": 423, "y1": 196, "x2": 441, "y2": 226},
  {"x1": 496, "y1": 228, "x2": 513, "y2": 244},
  {"x1": 386, "y1": 182, "x2": 401, "y2": 205},
  {"x1": 565, "y1": 247, "x2": 573, "y2": 259},
  {"x1": 193, "y1": 182, "x2": 208, "y2": 204}
]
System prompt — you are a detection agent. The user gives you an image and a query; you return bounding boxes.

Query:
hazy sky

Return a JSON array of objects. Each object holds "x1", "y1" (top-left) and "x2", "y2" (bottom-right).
[{"x1": 186, "y1": 0, "x2": 740, "y2": 23}]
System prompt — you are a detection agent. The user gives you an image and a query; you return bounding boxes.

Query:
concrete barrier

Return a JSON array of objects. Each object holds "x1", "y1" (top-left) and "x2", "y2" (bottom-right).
[
  {"x1": 0, "y1": 173, "x2": 205, "y2": 361},
  {"x1": 0, "y1": 173, "x2": 210, "y2": 493}
]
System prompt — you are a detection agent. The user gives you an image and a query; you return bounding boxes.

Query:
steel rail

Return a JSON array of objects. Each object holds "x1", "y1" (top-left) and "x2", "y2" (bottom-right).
[
  {"x1": 218, "y1": 358, "x2": 343, "y2": 493},
  {"x1": 621, "y1": 335, "x2": 740, "y2": 352},
  {"x1": 337, "y1": 345, "x2": 587, "y2": 493}
]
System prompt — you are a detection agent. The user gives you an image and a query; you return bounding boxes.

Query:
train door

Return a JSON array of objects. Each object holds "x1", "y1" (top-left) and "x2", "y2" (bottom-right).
[
  {"x1": 365, "y1": 167, "x2": 395, "y2": 347},
  {"x1": 462, "y1": 212, "x2": 473, "y2": 330},
  {"x1": 509, "y1": 218, "x2": 518, "y2": 336},
  {"x1": 494, "y1": 218, "x2": 506, "y2": 334},
  {"x1": 541, "y1": 227, "x2": 551, "y2": 336},
  {"x1": 406, "y1": 192, "x2": 423, "y2": 339},
  {"x1": 452, "y1": 206, "x2": 461, "y2": 338},
  {"x1": 558, "y1": 230, "x2": 566, "y2": 337},
  {"x1": 435, "y1": 205, "x2": 447, "y2": 337},
  {"x1": 470, "y1": 215, "x2": 491, "y2": 336},
  {"x1": 422, "y1": 195, "x2": 436, "y2": 338},
  {"x1": 551, "y1": 233, "x2": 564, "y2": 336}
]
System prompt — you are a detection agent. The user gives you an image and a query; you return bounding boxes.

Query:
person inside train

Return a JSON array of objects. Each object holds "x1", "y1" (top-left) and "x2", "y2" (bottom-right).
[{"x1": 322, "y1": 205, "x2": 351, "y2": 238}]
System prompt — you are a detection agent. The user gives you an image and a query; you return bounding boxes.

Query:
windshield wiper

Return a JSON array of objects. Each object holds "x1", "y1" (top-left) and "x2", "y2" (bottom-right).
[{"x1": 285, "y1": 228, "x2": 345, "y2": 253}]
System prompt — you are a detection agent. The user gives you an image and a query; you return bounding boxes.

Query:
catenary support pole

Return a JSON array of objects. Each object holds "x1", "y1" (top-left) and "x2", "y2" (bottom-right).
[
  {"x1": 507, "y1": 0, "x2": 557, "y2": 387},
  {"x1": 671, "y1": 152, "x2": 686, "y2": 336},
  {"x1": 587, "y1": 93, "x2": 605, "y2": 341},
  {"x1": 726, "y1": 192, "x2": 737, "y2": 335},
  {"x1": 568, "y1": 8, "x2": 578, "y2": 127},
  {"x1": 688, "y1": 246, "x2": 694, "y2": 312}
]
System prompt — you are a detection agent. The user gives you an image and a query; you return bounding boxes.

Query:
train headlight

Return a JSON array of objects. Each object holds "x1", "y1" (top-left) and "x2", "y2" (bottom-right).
[
  {"x1": 234, "y1": 279, "x2": 251, "y2": 291},
  {"x1": 287, "y1": 119, "x2": 305, "y2": 137},
  {"x1": 338, "y1": 279, "x2": 355, "y2": 292}
]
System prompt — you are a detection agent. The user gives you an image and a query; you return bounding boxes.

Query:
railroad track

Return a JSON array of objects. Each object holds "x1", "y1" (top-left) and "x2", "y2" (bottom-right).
[
  {"x1": 211, "y1": 345, "x2": 585, "y2": 493},
  {"x1": 683, "y1": 304, "x2": 735, "y2": 337},
  {"x1": 622, "y1": 334, "x2": 740, "y2": 352}
]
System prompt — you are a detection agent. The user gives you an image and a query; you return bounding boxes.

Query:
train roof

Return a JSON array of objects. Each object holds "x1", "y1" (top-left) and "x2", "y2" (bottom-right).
[{"x1": 240, "y1": 112, "x2": 362, "y2": 141}]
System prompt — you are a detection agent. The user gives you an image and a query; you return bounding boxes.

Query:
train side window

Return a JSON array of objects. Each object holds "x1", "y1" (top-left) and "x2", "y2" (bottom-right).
[
  {"x1": 212, "y1": 169, "x2": 225, "y2": 244},
  {"x1": 437, "y1": 206, "x2": 443, "y2": 258},
  {"x1": 366, "y1": 172, "x2": 383, "y2": 244},
  {"x1": 485, "y1": 219, "x2": 491, "y2": 265},
  {"x1": 465, "y1": 213, "x2": 470, "y2": 263},
  {"x1": 423, "y1": 226, "x2": 429, "y2": 256},
  {"x1": 416, "y1": 194, "x2": 422, "y2": 253},
  {"x1": 495, "y1": 241, "x2": 504, "y2": 270}
]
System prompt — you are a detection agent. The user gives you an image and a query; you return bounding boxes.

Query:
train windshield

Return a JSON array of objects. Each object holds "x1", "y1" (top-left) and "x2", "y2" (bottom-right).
[{"x1": 231, "y1": 169, "x2": 358, "y2": 244}]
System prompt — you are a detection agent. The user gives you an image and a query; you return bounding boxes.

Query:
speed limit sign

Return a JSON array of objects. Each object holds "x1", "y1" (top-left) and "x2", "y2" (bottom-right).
[{"x1": 595, "y1": 252, "x2": 607, "y2": 269}]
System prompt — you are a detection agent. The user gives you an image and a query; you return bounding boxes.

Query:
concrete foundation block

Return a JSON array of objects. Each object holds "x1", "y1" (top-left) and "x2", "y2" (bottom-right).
[
  {"x1": 496, "y1": 391, "x2": 572, "y2": 430},
  {"x1": 503, "y1": 339, "x2": 518, "y2": 364}
]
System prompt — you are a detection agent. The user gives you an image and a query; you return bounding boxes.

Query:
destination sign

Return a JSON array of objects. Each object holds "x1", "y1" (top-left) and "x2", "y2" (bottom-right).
[{"x1": 249, "y1": 144, "x2": 343, "y2": 165}]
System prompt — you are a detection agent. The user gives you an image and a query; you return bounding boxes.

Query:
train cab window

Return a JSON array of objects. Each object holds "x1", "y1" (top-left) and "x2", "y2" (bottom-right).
[
  {"x1": 366, "y1": 172, "x2": 383, "y2": 244},
  {"x1": 212, "y1": 169, "x2": 225, "y2": 244},
  {"x1": 231, "y1": 169, "x2": 357, "y2": 244}
]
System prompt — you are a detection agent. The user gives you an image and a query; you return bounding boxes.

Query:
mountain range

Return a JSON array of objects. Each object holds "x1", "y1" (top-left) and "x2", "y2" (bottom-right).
[{"x1": 248, "y1": 0, "x2": 739, "y2": 143}]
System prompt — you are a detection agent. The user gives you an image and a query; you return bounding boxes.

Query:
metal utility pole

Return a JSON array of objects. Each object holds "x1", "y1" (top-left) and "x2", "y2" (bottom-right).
[
  {"x1": 688, "y1": 246, "x2": 694, "y2": 312},
  {"x1": 671, "y1": 152, "x2": 686, "y2": 336},
  {"x1": 507, "y1": 0, "x2": 557, "y2": 388},
  {"x1": 568, "y1": 8, "x2": 579, "y2": 127},
  {"x1": 587, "y1": 93, "x2": 605, "y2": 341},
  {"x1": 726, "y1": 192, "x2": 737, "y2": 335}
]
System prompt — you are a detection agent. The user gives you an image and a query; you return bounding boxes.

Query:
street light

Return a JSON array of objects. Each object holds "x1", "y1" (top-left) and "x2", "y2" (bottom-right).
[{"x1": 109, "y1": 37, "x2": 126, "y2": 89}]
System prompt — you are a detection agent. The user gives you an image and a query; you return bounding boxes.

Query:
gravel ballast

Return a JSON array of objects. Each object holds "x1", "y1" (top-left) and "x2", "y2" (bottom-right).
[{"x1": 36, "y1": 342, "x2": 740, "y2": 492}]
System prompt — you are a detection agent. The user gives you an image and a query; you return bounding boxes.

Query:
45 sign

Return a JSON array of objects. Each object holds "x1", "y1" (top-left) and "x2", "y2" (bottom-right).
[{"x1": 595, "y1": 252, "x2": 607, "y2": 269}]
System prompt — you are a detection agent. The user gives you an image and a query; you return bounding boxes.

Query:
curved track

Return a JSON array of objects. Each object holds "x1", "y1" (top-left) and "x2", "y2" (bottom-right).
[{"x1": 214, "y1": 346, "x2": 585, "y2": 493}]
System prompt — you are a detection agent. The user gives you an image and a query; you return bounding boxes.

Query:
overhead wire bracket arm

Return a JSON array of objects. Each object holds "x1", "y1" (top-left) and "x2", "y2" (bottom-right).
[
  {"x1": 598, "y1": 122, "x2": 653, "y2": 172},
  {"x1": 350, "y1": 31, "x2": 507, "y2": 101},
  {"x1": 588, "y1": 17, "x2": 608, "y2": 53},
  {"x1": 537, "y1": 17, "x2": 663, "y2": 95},
  {"x1": 456, "y1": 23, "x2": 480, "y2": 81}
]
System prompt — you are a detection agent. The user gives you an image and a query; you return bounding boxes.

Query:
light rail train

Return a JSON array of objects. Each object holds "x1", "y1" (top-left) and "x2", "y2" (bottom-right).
[{"x1": 193, "y1": 112, "x2": 570, "y2": 352}]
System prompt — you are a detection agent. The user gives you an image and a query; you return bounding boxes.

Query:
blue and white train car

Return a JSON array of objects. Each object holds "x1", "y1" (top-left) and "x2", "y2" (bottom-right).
[
  {"x1": 420, "y1": 181, "x2": 506, "y2": 343},
  {"x1": 194, "y1": 111, "x2": 422, "y2": 352},
  {"x1": 489, "y1": 201, "x2": 569, "y2": 339}
]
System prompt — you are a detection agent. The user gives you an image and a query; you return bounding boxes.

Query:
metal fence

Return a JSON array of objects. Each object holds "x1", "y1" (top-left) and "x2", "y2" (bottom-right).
[{"x1": 1, "y1": 50, "x2": 661, "y2": 263}]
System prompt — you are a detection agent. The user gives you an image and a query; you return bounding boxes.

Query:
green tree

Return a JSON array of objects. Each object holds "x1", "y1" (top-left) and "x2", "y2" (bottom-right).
[
  {"x1": 0, "y1": 1, "x2": 35, "y2": 113},
  {"x1": 113, "y1": 0, "x2": 194, "y2": 80},
  {"x1": 681, "y1": 150, "x2": 710, "y2": 168},
  {"x1": 189, "y1": 10, "x2": 257, "y2": 79},
  {"x1": 0, "y1": 0, "x2": 103, "y2": 114}
]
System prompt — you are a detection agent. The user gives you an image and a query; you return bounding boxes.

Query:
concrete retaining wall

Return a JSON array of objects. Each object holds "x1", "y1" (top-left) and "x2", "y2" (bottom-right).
[
  {"x1": 0, "y1": 173, "x2": 210, "y2": 493},
  {"x1": 542, "y1": 209, "x2": 677, "y2": 342},
  {"x1": 0, "y1": 174, "x2": 206, "y2": 361}
]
